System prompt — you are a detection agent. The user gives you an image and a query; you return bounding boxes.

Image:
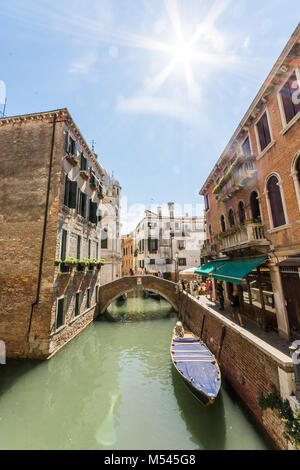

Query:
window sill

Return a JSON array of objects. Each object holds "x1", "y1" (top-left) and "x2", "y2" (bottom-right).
[
  {"x1": 268, "y1": 223, "x2": 292, "y2": 234},
  {"x1": 256, "y1": 140, "x2": 276, "y2": 160},
  {"x1": 69, "y1": 304, "x2": 97, "y2": 325},
  {"x1": 280, "y1": 112, "x2": 300, "y2": 136}
]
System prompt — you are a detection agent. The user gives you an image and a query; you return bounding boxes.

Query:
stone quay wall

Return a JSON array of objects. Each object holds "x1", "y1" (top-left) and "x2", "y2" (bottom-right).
[{"x1": 179, "y1": 291, "x2": 296, "y2": 450}]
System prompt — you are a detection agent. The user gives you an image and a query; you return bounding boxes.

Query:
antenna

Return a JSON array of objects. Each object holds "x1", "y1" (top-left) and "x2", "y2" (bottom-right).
[{"x1": 90, "y1": 139, "x2": 96, "y2": 152}]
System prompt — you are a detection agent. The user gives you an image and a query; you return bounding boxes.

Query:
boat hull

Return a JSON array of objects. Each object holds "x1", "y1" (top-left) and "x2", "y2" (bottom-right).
[{"x1": 171, "y1": 332, "x2": 221, "y2": 406}]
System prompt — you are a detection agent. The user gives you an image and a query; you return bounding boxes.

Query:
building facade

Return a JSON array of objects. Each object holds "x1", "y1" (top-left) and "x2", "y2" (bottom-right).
[
  {"x1": 133, "y1": 204, "x2": 205, "y2": 280},
  {"x1": 200, "y1": 24, "x2": 300, "y2": 340},
  {"x1": 0, "y1": 108, "x2": 121, "y2": 358},
  {"x1": 121, "y1": 235, "x2": 134, "y2": 276}
]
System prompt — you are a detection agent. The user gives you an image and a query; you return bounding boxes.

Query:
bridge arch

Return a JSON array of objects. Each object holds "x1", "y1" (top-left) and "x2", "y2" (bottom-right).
[{"x1": 98, "y1": 275, "x2": 179, "y2": 315}]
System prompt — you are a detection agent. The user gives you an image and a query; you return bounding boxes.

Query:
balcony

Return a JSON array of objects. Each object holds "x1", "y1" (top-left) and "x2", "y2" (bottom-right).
[
  {"x1": 213, "y1": 155, "x2": 257, "y2": 202},
  {"x1": 215, "y1": 222, "x2": 270, "y2": 255},
  {"x1": 201, "y1": 240, "x2": 217, "y2": 258}
]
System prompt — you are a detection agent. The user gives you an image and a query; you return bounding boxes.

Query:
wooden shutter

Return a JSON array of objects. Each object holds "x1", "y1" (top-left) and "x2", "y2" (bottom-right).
[
  {"x1": 69, "y1": 181, "x2": 77, "y2": 209},
  {"x1": 242, "y1": 137, "x2": 251, "y2": 155},
  {"x1": 81, "y1": 193, "x2": 87, "y2": 218},
  {"x1": 61, "y1": 229, "x2": 67, "y2": 261},
  {"x1": 64, "y1": 175, "x2": 70, "y2": 206},
  {"x1": 261, "y1": 113, "x2": 271, "y2": 148},
  {"x1": 281, "y1": 80, "x2": 295, "y2": 124},
  {"x1": 65, "y1": 132, "x2": 69, "y2": 154},
  {"x1": 77, "y1": 235, "x2": 81, "y2": 260},
  {"x1": 238, "y1": 201, "x2": 246, "y2": 224}
]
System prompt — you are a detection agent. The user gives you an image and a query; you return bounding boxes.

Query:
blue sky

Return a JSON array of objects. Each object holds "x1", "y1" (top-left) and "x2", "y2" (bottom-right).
[{"x1": 1, "y1": 0, "x2": 299, "y2": 232}]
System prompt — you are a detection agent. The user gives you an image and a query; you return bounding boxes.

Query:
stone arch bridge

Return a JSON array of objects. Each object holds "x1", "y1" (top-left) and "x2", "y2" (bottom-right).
[{"x1": 98, "y1": 275, "x2": 179, "y2": 314}]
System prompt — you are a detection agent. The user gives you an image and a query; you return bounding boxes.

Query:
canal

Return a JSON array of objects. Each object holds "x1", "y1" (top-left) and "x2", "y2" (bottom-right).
[{"x1": 0, "y1": 297, "x2": 272, "y2": 450}]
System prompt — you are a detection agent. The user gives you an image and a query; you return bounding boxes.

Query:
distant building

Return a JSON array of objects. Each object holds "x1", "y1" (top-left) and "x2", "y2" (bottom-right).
[
  {"x1": 0, "y1": 108, "x2": 120, "y2": 358},
  {"x1": 133, "y1": 203, "x2": 205, "y2": 281},
  {"x1": 199, "y1": 23, "x2": 300, "y2": 340},
  {"x1": 121, "y1": 234, "x2": 134, "y2": 275}
]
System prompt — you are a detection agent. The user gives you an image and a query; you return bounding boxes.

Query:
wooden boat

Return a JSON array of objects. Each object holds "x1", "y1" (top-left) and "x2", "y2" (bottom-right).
[{"x1": 171, "y1": 331, "x2": 221, "y2": 406}]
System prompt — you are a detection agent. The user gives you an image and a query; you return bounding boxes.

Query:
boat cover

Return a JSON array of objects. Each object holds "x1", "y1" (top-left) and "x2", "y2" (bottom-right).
[{"x1": 172, "y1": 339, "x2": 221, "y2": 398}]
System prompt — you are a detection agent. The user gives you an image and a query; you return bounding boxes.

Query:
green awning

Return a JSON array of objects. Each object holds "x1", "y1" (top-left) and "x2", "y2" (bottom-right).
[
  {"x1": 212, "y1": 256, "x2": 268, "y2": 284},
  {"x1": 194, "y1": 260, "x2": 228, "y2": 277}
]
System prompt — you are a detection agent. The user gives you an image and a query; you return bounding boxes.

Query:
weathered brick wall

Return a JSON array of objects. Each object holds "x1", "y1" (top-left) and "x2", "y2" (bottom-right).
[
  {"x1": 0, "y1": 114, "x2": 65, "y2": 357},
  {"x1": 179, "y1": 292, "x2": 295, "y2": 450}
]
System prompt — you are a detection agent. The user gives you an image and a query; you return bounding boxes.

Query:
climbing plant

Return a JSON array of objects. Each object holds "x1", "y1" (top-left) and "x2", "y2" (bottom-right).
[{"x1": 258, "y1": 385, "x2": 300, "y2": 447}]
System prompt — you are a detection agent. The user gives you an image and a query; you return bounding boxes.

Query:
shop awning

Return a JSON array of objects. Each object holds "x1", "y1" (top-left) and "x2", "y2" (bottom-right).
[
  {"x1": 194, "y1": 260, "x2": 228, "y2": 277},
  {"x1": 212, "y1": 256, "x2": 268, "y2": 284}
]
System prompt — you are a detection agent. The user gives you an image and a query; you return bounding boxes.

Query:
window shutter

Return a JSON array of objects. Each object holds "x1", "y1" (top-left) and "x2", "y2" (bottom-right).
[
  {"x1": 81, "y1": 193, "x2": 87, "y2": 218},
  {"x1": 65, "y1": 132, "x2": 69, "y2": 153},
  {"x1": 61, "y1": 229, "x2": 67, "y2": 261},
  {"x1": 261, "y1": 113, "x2": 271, "y2": 148},
  {"x1": 64, "y1": 175, "x2": 70, "y2": 206},
  {"x1": 69, "y1": 181, "x2": 77, "y2": 209},
  {"x1": 242, "y1": 137, "x2": 251, "y2": 155}
]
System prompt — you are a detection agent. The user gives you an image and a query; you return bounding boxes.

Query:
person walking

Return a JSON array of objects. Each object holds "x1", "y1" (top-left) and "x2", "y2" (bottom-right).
[
  {"x1": 229, "y1": 290, "x2": 244, "y2": 327},
  {"x1": 206, "y1": 277, "x2": 213, "y2": 301},
  {"x1": 217, "y1": 281, "x2": 225, "y2": 312}
]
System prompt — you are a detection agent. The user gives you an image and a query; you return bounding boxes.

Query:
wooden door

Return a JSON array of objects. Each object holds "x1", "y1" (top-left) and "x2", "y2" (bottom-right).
[{"x1": 281, "y1": 272, "x2": 300, "y2": 339}]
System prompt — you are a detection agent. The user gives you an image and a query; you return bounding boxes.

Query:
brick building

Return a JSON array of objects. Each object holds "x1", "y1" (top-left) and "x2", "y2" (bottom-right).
[
  {"x1": 121, "y1": 235, "x2": 134, "y2": 276},
  {"x1": 199, "y1": 23, "x2": 300, "y2": 341},
  {"x1": 0, "y1": 108, "x2": 120, "y2": 358}
]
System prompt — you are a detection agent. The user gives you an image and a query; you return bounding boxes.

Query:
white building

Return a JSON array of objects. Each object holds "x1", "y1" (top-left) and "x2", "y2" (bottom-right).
[
  {"x1": 98, "y1": 165, "x2": 122, "y2": 284},
  {"x1": 133, "y1": 203, "x2": 205, "y2": 280}
]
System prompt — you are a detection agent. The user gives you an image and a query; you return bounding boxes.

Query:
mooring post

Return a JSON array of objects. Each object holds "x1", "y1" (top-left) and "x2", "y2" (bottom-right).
[{"x1": 200, "y1": 315, "x2": 206, "y2": 340}]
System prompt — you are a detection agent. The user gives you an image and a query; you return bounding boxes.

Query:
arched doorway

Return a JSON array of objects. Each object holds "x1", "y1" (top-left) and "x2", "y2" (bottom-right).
[{"x1": 250, "y1": 191, "x2": 261, "y2": 221}]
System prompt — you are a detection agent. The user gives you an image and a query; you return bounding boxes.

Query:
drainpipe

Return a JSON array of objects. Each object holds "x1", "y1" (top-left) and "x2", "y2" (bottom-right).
[{"x1": 27, "y1": 114, "x2": 57, "y2": 351}]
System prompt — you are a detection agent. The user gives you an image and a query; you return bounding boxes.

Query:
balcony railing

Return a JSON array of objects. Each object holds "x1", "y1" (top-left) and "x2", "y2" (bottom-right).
[
  {"x1": 213, "y1": 155, "x2": 257, "y2": 202},
  {"x1": 201, "y1": 240, "x2": 217, "y2": 258},
  {"x1": 215, "y1": 222, "x2": 270, "y2": 253}
]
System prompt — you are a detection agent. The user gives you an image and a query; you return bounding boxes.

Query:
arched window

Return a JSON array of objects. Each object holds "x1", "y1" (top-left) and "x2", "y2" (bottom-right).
[
  {"x1": 267, "y1": 176, "x2": 286, "y2": 228},
  {"x1": 250, "y1": 191, "x2": 261, "y2": 220},
  {"x1": 220, "y1": 214, "x2": 226, "y2": 232},
  {"x1": 238, "y1": 201, "x2": 246, "y2": 224},
  {"x1": 228, "y1": 208, "x2": 235, "y2": 227}
]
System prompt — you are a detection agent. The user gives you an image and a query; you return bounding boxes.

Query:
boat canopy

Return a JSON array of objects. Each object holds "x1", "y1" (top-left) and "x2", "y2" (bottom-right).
[
  {"x1": 212, "y1": 256, "x2": 268, "y2": 284},
  {"x1": 194, "y1": 260, "x2": 227, "y2": 277}
]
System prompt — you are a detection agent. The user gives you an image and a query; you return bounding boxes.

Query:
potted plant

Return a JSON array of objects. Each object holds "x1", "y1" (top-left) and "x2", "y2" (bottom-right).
[
  {"x1": 54, "y1": 259, "x2": 62, "y2": 266},
  {"x1": 63, "y1": 257, "x2": 78, "y2": 267},
  {"x1": 78, "y1": 258, "x2": 90, "y2": 267},
  {"x1": 80, "y1": 170, "x2": 89, "y2": 180},
  {"x1": 65, "y1": 153, "x2": 79, "y2": 167}
]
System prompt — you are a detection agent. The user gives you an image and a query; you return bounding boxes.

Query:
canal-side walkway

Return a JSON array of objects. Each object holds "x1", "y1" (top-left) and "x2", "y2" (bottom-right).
[{"x1": 196, "y1": 295, "x2": 291, "y2": 357}]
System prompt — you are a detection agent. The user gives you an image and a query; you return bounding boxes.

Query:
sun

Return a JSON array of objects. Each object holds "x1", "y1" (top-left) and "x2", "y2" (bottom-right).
[{"x1": 172, "y1": 39, "x2": 196, "y2": 66}]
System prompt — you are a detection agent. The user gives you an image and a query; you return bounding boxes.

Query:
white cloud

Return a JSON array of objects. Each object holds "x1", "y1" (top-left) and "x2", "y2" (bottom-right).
[{"x1": 69, "y1": 52, "x2": 98, "y2": 74}]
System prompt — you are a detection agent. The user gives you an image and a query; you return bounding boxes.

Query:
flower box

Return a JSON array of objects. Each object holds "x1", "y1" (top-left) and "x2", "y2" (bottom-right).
[
  {"x1": 65, "y1": 154, "x2": 79, "y2": 167},
  {"x1": 80, "y1": 170, "x2": 89, "y2": 180}
]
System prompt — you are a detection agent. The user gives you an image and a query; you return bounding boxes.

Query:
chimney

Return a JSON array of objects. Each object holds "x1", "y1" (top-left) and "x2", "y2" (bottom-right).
[{"x1": 168, "y1": 202, "x2": 174, "y2": 219}]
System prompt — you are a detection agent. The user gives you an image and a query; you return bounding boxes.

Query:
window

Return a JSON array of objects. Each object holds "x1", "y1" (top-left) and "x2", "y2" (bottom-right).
[
  {"x1": 228, "y1": 208, "x2": 235, "y2": 228},
  {"x1": 77, "y1": 190, "x2": 87, "y2": 218},
  {"x1": 101, "y1": 230, "x2": 108, "y2": 249},
  {"x1": 220, "y1": 214, "x2": 226, "y2": 232},
  {"x1": 64, "y1": 176, "x2": 77, "y2": 209},
  {"x1": 89, "y1": 200, "x2": 98, "y2": 224},
  {"x1": 86, "y1": 288, "x2": 91, "y2": 309},
  {"x1": 238, "y1": 201, "x2": 246, "y2": 224},
  {"x1": 75, "y1": 292, "x2": 81, "y2": 317},
  {"x1": 80, "y1": 152, "x2": 88, "y2": 171},
  {"x1": 178, "y1": 240, "x2": 185, "y2": 250},
  {"x1": 149, "y1": 259, "x2": 155, "y2": 265},
  {"x1": 178, "y1": 258, "x2": 187, "y2": 266},
  {"x1": 279, "y1": 72, "x2": 300, "y2": 124},
  {"x1": 242, "y1": 136, "x2": 251, "y2": 155},
  {"x1": 205, "y1": 194, "x2": 210, "y2": 210},
  {"x1": 256, "y1": 112, "x2": 271, "y2": 152},
  {"x1": 267, "y1": 175, "x2": 286, "y2": 228},
  {"x1": 148, "y1": 239, "x2": 158, "y2": 252},
  {"x1": 56, "y1": 297, "x2": 65, "y2": 330},
  {"x1": 250, "y1": 191, "x2": 261, "y2": 220},
  {"x1": 223, "y1": 166, "x2": 228, "y2": 175},
  {"x1": 67, "y1": 135, "x2": 77, "y2": 156},
  {"x1": 88, "y1": 239, "x2": 91, "y2": 259},
  {"x1": 77, "y1": 235, "x2": 81, "y2": 260},
  {"x1": 208, "y1": 224, "x2": 213, "y2": 241}
]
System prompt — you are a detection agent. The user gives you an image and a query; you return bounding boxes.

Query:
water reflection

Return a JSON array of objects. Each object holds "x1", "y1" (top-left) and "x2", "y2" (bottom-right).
[
  {"x1": 171, "y1": 367, "x2": 226, "y2": 450},
  {"x1": 0, "y1": 301, "x2": 271, "y2": 450}
]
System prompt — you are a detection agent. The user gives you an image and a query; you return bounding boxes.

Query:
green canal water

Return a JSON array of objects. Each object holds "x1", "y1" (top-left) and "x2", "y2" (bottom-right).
[{"x1": 0, "y1": 298, "x2": 272, "y2": 450}]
